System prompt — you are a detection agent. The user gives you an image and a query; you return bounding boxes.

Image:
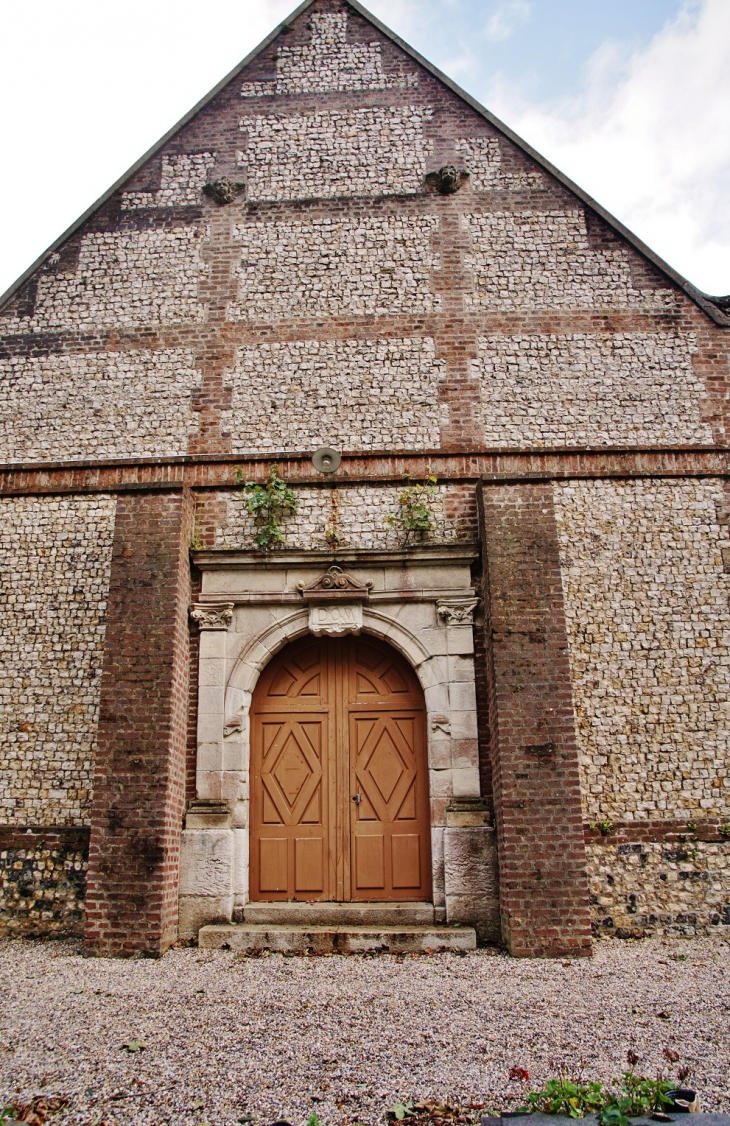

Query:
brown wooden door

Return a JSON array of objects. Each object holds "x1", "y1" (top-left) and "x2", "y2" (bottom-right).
[{"x1": 250, "y1": 634, "x2": 431, "y2": 902}]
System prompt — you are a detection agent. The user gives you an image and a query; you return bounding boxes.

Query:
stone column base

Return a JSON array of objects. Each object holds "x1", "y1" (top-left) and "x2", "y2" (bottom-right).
[
  {"x1": 444, "y1": 798, "x2": 500, "y2": 943},
  {"x1": 178, "y1": 800, "x2": 234, "y2": 942}
]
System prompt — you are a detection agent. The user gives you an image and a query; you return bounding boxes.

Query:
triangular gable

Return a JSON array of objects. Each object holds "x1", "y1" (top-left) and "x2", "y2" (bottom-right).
[{"x1": 0, "y1": 0, "x2": 727, "y2": 326}]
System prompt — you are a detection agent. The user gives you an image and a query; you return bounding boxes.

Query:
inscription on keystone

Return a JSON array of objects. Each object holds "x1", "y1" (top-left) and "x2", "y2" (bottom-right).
[{"x1": 309, "y1": 603, "x2": 363, "y2": 636}]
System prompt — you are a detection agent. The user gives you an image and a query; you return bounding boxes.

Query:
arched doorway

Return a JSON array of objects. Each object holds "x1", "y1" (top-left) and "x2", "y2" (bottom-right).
[{"x1": 250, "y1": 633, "x2": 431, "y2": 902}]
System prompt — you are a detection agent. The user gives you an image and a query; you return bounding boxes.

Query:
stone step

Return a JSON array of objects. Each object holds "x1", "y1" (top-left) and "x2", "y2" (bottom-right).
[
  {"x1": 239, "y1": 900, "x2": 435, "y2": 927},
  {"x1": 198, "y1": 923, "x2": 476, "y2": 955}
]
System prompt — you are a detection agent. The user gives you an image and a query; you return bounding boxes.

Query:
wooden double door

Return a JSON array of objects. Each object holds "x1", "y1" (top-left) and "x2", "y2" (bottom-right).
[{"x1": 250, "y1": 634, "x2": 431, "y2": 902}]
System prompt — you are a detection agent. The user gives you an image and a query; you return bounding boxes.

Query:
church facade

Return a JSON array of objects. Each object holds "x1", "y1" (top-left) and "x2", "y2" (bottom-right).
[{"x1": 1, "y1": 0, "x2": 729, "y2": 958}]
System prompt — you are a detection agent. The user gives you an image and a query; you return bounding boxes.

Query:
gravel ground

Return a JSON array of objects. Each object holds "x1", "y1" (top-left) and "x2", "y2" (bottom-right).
[{"x1": 1, "y1": 936, "x2": 728, "y2": 1126}]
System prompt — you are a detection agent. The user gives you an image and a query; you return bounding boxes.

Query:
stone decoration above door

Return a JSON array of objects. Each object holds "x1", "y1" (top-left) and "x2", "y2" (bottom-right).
[
  {"x1": 178, "y1": 545, "x2": 499, "y2": 944},
  {"x1": 308, "y1": 602, "x2": 363, "y2": 636},
  {"x1": 298, "y1": 564, "x2": 373, "y2": 601}
]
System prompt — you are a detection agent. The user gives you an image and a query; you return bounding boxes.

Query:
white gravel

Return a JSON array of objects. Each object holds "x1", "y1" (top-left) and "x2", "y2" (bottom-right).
[{"x1": 1, "y1": 936, "x2": 728, "y2": 1126}]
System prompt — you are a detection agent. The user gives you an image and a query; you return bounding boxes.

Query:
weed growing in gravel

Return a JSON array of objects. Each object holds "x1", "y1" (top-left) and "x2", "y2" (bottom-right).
[{"x1": 511, "y1": 1064, "x2": 687, "y2": 1122}]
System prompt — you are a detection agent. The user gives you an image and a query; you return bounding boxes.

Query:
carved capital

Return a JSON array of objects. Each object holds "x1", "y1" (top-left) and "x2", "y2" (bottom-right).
[
  {"x1": 298, "y1": 565, "x2": 372, "y2": 602},
  {"x1": 309, "y1": 603, "x2": 363, "y2": 637},
  {"x1": 189, "y1": 603, "x2": 234, "y2": 631},
  {"x1": 436, "y1": 598, "x2": 478, "y2": 625}
]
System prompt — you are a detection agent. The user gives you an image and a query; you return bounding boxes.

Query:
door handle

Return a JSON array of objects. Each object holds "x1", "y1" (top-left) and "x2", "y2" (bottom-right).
[{"x1": 352, "y1": 793, "x2": 362, "y2": 804}]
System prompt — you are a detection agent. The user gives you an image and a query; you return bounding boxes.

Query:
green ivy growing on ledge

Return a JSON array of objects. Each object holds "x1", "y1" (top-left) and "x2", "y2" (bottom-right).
[
  {"x1": 385, "y1": 470, "x2": 438, "y2": 547},
  {"x1": 236, "y1": 464, "x2": 298, "y2": 551}
]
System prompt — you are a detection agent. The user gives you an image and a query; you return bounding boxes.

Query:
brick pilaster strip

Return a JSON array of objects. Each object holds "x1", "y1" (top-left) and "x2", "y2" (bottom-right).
[
  {"x1": 477, "y1": 480, "x2": 592, "y2": 957},
  {"x1": 84, "y1": 488, "x2": 194, "y2": 957}
]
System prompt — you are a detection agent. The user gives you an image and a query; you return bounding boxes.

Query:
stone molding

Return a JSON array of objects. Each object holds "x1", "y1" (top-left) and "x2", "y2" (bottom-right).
[
  {"x1": 437, "y1": 598, "x2": 478, "y2": 625},
  {"x1": 298, "y1": 564, "x2": 373, "y2": 602},
  {"x1": 189, "y1": 603, "x2": 234, "y2": 631},
  {"x1": 308, "y1": 602, "x2": 363, "y2": 636}
]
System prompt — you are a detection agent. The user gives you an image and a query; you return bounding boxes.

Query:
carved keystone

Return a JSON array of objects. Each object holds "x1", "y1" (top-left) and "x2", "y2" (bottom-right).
[{"x1": 309, "y1": 603, "x2": 363, "y2": 637}]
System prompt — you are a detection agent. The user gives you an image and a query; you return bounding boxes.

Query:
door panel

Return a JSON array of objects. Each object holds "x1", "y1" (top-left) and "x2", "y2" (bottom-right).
[
  {"x1": 251, "y1": 637, "x2": 333, "y2": 901},
  {"x1": 251, "y1": 634, "x2": 430, "y2": 902},
  {"x1": 350, "y1": 710, "x2": 430, "y2": 900},
  {"x1": 259, "y1": 838, "x2": 287, "y2": 893}
]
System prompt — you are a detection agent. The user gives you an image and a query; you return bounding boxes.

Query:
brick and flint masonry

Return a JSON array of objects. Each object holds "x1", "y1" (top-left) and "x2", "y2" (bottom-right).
[{"x1": 0, "y1": 0, "x2": 728, "y2": 952}]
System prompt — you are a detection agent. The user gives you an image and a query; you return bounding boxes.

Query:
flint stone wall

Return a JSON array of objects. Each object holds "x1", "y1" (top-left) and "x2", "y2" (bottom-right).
[
  {"x1": 587, "y1": 839, "x2": 730, "y2": 938},
  {"x1": 229, "y1": 214, "x2": 440, "y2": 322},
  {"x1": 553, "y1": 478, "x2": 730, "y2": 823},
  {"x1": 0, "y1": 495, "x2": 116, "y2": 826},
  {"x1": 241, "y1": 12, "x2": 418, "y2": 96},
  {"x1": 456, "y1": 137, "x2": 544, "y2": 191},
  {"x1": 216, "y1": 484, "x2": 473, "y2": 551},
  {"x1": 0, "y1": 350, "x2": 202, "y2": 462},
  {"x1": 238, "y1": 106, "x2": 432, "y2": 201},
  {"x1": 0, "y1": 830, "x2": 88, "y2": 937},
  {"x1": 463, "y1": 210, "x2": 674, "y2": 310},
  {"x1": 223, "y1": 337, "x2": 443, "y2": 453},
  {"x1": 122, "y1": 153, "x2": 216, "y2": 209},
  {"x1": 4, "y1": 227, "x2": 207, "y2": 334},
  {"x1": 474, "y1": 332, "x2": 712, "y2": 449}
]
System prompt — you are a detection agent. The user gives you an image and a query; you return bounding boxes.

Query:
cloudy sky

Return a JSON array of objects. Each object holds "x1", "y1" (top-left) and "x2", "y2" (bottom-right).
[{"x1": 1, "y1": 0, "x2": 728, "y2": 300}]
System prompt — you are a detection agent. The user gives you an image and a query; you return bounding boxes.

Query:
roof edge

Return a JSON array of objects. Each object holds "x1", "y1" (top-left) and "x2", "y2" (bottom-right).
[
  {"x1": 1, "y1": 0, "x2": 728, "y2": 327},
  {"x1": 0, "y1": 0, "x2": 319, "y2": 314},
  {"x1": 342, "y1": 0, "x2": 730, "y2": 328}
]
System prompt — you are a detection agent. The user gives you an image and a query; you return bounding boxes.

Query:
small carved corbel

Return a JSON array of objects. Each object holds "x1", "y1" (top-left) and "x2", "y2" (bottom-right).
[
  {"x1": 431, "y1": 714, "x2": 452, "y2": 736},
  {"x1": 425, "y1": 165, "x2": 469, "y2": 194},
  {"x1": 189, "y1": 603, "x2": 234, "y2": 631},
  {"x1": 203, "y1": 178, "x2": 246, "y2": 205},
  {"x1": 224, "y1": 710, "x2": 246, "y2": 737}
]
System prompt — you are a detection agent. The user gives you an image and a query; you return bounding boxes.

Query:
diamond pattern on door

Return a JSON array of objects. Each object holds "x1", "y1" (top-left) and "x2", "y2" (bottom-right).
[
  {"x1": 262, "y1": 721, "x2": 321, "y2": 824},
  {"x1": 251, "y1": 634, "x2": 430, "y2": 902},
  {"x1": 367, "y1": 730, "x2": 405, "y2": 804}
]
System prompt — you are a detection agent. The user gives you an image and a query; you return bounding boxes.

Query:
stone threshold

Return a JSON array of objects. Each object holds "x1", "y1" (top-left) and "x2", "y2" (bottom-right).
[
  {"x1": 198, "y1": 923, "x2": 476, "y2": 954},
  {"x1": 238, "y1": 901, "x2": 436, "y2": 926}
]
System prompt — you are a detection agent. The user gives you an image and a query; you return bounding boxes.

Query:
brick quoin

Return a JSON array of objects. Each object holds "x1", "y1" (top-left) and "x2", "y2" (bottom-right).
[
  {"x1": 477, "y1": 479, "x2": 592, "y2": 957},
  {"x1": 84, "y1": 488, "x2": 194, "y2": 957}
]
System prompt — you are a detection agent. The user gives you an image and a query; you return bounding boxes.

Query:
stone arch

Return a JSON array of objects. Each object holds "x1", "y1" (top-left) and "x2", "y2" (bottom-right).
[{"x1": 224, "y1": 606, "x2": 438, "y2": 727}]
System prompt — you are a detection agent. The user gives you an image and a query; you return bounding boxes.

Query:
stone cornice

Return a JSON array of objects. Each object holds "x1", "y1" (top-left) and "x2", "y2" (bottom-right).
[{"x1": 191, "y1": 544, "x2": 480, "y2": 569}]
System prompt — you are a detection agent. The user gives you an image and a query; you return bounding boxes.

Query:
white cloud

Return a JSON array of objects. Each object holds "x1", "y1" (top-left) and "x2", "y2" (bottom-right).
[
  {"x1": 484, "y1": 0, "x2": 730, "y2": 294},
  {"x1": 484, "y1": 0, "x2": 532, "y2": 43}
]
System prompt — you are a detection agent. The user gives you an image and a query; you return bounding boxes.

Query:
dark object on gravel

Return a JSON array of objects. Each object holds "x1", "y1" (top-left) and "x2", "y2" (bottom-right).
[{"x1": 665, "y1": 1092, "x2": 700, "y2": 1113}]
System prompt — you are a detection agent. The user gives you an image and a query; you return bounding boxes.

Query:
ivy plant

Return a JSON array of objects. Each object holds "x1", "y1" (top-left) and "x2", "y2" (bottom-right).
[
  {"x1": 385, "y1": 471, "x2": 438, "y2": 547},
  {"x1": 236, "y1": 464, "x2": 298, "y2": 550}
]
